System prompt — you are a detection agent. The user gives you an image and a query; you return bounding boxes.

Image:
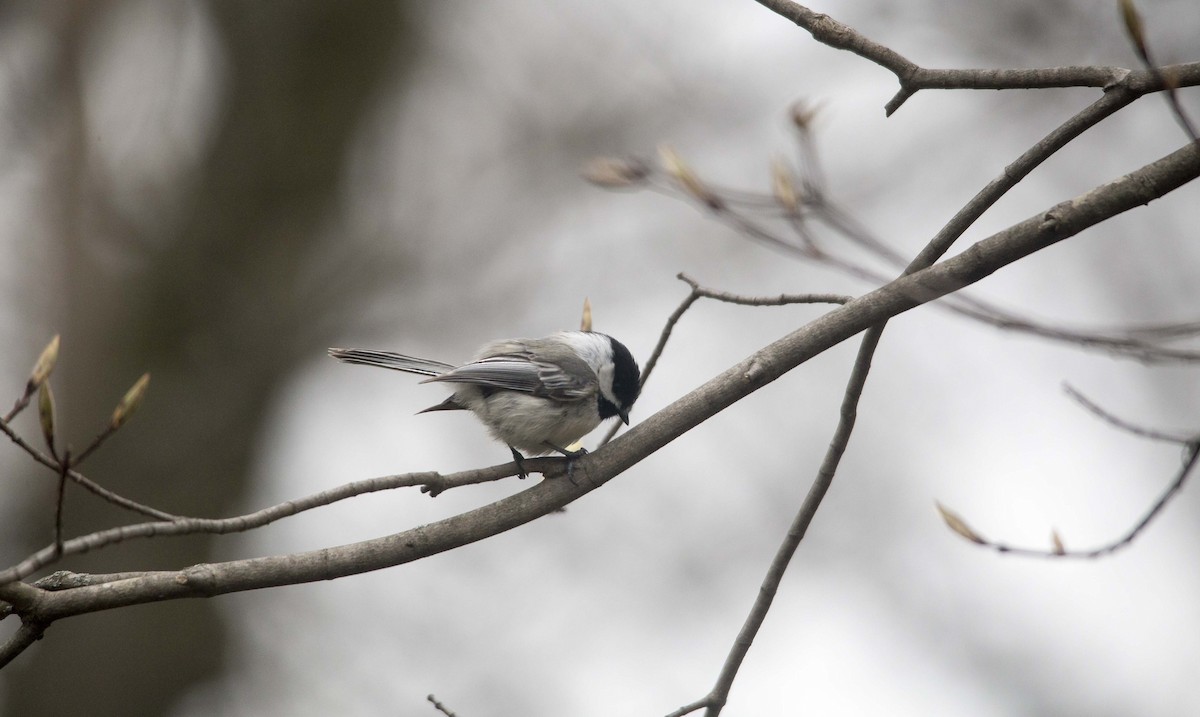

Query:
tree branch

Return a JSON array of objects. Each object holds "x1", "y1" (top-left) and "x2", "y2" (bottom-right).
[
  {"x1": 753, "y1": 0, "x2": 1200, "y2": 115},
  {"x1": 4, "y1": 139, "x2": 1194, "y2": 627}
]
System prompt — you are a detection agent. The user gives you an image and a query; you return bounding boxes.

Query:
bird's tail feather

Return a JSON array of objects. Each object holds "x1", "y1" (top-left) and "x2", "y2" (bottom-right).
[
  {"x1": 416, "y1": 396, "x2": 464, "y2": 413},
  {"x1": 328, "y1": 348, "x2": 455, "y2": 377}
]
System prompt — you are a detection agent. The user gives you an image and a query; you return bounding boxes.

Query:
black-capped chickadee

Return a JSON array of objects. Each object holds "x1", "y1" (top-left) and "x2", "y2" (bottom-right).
[{"x1": 329, "y1": 331, "x2": 640, "y2": 477}]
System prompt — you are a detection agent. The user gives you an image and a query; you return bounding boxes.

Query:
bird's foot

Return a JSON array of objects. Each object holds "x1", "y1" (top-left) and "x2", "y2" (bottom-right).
[{"x1": 544, "y1": 443, "x2": 588, "y2": 484}]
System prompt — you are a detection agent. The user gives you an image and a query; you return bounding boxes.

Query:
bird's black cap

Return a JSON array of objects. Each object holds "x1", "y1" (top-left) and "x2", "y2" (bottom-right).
[{"x1": 606, "y1": 335, "x2": 640, "y2": 423}]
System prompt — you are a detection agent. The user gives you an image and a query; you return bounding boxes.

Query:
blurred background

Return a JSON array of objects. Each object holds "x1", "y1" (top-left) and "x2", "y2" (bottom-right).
[{"x1": 1, "y1": 1, "x2": 1198, "y2": 715}]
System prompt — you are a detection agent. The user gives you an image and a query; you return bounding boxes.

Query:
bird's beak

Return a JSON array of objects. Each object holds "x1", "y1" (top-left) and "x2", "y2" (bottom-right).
[{"x1": 618, "y1": 407, "x2": 630, "y2": 425}]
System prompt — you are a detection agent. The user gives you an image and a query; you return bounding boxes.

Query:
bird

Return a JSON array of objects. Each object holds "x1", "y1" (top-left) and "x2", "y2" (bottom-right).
[{"x1": 329, "y1": 331, "x2": 640, "y2": 477}]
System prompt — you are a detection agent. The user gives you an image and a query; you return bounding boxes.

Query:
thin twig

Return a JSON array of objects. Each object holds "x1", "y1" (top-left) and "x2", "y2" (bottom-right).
[
  {"x1": 4, "y1": 394, "x2": 33, "y2": 425},
  {"x1": 945, "y1": 441, "x2": 1200, "y2": 559},
  {"x1": 53, "y1": 450, "x2": 71, "y2": 558},
  {"x1": 685, "y1": 273, "x2": 852, "y2": 307},
  {"x1": 0, "y1": 460, "x2": 542, "y2": 584},
  {"x1": 637, "y1": 281, "x2": 702, "y2": 387},
  {"x1": 0, "y1": 620, "x2": 46, "y2": 669},
  {"x1": 598, "y1": 274, "x2": 851, "y2": 447},
  {"x1": 943, "y1": 298, "x2": 1200, "y2": 363},
  {"x1": 665, "y1": 697, "x2": 713, "y2": 717},
  {"x1": 700, "y1": 328, "x2": 884, "y2": 717},
  {"x1": 0, "y1": 417, "x2": 180, "y2": 521},
  {"x1": 73, "y1": 423, "x2": 120, "y2": 466},
  {"x1": 1063, "y1": 384, "x2": 1195, "y2": 443},
  {"x1": 597, "y1": 283, "x2": 700, "y2": 448},
  {"x1": 426, "y1": 694, "x2": 458, "y2": 717},
  {"x1": 1120, "y1": 320, "x2": 1200, "y2": 341},
  {"x1": 65, "y1": 468, "x2": 175, "y2": 520}
]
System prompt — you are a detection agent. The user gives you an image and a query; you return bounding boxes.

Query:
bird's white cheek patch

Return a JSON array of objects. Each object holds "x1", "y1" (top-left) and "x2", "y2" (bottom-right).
[{"x1": 597, "y1": 364, "x2": 616, "y2": 402}]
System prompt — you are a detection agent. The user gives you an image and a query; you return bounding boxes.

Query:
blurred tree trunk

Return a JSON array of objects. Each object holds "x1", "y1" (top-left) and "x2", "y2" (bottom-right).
[{"x1": 3, "y1": 2, "x2": 413, "y2": 715}]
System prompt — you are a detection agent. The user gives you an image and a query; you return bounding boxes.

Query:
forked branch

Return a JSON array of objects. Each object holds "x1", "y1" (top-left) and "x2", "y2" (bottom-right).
[{"x1": 753, "y1": 0, "x2": 1200, "y2": 116}]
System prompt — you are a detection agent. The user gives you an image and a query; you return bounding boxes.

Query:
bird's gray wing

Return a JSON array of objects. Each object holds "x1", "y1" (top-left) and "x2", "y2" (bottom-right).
[
  {"x1": 423, "y1": 351, "x2": 596, "y2": 401},
  {"x1": 532, "y1": 353, "x2": 597, "y2": 400}
]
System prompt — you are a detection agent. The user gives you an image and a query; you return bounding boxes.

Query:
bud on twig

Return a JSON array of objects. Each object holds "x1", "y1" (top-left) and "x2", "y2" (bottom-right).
[
  {"x1": 38, "y1": 382, "x2": 56, "y2": 456},
  {"x1": 580, "y1": 297, "x2": 593, "y2": 332},
  {"x1": 110, "y1": 373, "x2": 150, "y2": 430},
  {"x1": 5, "y1": 335, "x2": 62, "y2": 424},
  {"x1": 771, "y1": 157, "x2": 800, "y2": 213},
  {"x1": 935, "y1": 502, "x2": 985, "y2": 545},
  {"x1": 1051, "y1": 529, "x2": 1066, "y2": 555},
  {"x1": 789, "y1": 101, "x2": 821, "y2": 133},
  {"x1": 658, "y1": 144, "x2": 722, "y2": 209},
  {"x1": 27, "y1": 335, "x2": 61, "y2": 395},
  {"x1": 582, "y1": 156, "x2": 649, "y2": 188}
]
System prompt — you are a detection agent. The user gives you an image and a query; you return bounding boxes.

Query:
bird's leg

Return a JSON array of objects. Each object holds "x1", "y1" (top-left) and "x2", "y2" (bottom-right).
[
  {"x1": 543, "y1": 443, "x2": 588, "y2": 484},
  {"x1": 509, "y1": 446, "x2": 528, "y2": 479}
]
